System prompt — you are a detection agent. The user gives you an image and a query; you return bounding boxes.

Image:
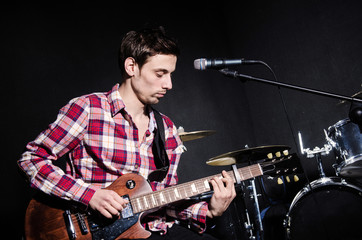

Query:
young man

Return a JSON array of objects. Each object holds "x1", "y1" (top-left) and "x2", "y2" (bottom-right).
[{"x1": 18, "y1": 27, "x2": 236, "y2": 239}]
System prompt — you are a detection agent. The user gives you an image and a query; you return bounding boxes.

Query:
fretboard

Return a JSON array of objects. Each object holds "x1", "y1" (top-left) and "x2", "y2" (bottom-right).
[{"x1": 130, "y1": 163, "x2": 263, "y2": 213}]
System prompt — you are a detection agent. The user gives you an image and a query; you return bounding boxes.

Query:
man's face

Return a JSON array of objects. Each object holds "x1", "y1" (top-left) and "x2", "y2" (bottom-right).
[{"x1": 132, "y1": 54, "x2": 177, "y2": 105}]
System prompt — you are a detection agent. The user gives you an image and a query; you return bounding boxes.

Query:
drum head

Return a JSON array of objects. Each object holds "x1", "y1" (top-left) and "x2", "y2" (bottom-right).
[{"x1": 287, "y1": 180, "x2": 362, "y2": 240}]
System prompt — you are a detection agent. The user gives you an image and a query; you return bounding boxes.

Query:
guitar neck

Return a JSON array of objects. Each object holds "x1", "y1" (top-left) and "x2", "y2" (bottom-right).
[{"x1": 130, "y1": 163, "x2": 263, "y2": 214}]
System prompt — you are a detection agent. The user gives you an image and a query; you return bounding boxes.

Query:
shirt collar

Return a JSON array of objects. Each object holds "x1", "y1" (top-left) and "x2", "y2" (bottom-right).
[
  {"x1": 107, "y1": 84, "x2": 125, "y2": 117},
  {"x1": 106, "y1": 84, "x2": 157, "y2": 131}
]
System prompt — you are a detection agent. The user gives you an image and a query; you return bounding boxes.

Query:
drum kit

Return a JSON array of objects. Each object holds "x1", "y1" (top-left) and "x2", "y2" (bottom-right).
[{"x1": 179, "y1": 116, "x2": 362, "y2": 240}]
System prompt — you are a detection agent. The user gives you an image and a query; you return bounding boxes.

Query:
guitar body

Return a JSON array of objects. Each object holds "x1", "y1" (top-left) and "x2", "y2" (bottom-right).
[{"x1": 25, "y1": 173, "x2": 153, "y2": 240}]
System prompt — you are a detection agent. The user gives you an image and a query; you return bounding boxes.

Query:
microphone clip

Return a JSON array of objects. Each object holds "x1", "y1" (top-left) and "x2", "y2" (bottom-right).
[{"x1": 219, "y1": 68, "x2": 238, "y2": 78}]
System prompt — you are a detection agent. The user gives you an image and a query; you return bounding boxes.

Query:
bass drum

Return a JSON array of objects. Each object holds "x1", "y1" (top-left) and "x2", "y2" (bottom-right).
[{"x1": 285, "y1": 177, "x2": 362, "y2": 240}]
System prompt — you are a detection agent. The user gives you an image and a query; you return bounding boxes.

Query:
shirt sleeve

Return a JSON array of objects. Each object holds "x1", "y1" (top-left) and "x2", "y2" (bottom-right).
[
  {"x1": 18, "y1": 97, "x2": 97, "y2": 205},
  {"x1": 166, "y1": 201, "x2": 209, "y2": 233},
  {"x1": 162, "y1": 118, "x2": 209, "y2": 233}
]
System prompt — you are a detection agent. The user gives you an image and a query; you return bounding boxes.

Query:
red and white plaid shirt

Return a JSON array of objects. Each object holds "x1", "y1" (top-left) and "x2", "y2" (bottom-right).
[{"x1": 18, "y1": 84, "x2": 208, "y2": 234}]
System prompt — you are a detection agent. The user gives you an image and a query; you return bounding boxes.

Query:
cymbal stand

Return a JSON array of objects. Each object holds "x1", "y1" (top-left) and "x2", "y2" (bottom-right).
[
  {"x1": 247, "y1": 178, "x2": 264, "y2": 240},
  {"x1": 232, "y1": 164, "x2": 255, "y2": 239}
]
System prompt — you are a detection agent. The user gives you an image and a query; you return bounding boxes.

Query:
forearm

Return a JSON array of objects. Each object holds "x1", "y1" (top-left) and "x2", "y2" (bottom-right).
[
  {"x1": 18, "y1": 96, "x2": 92, "y2": 204},
  {"x1": 18, "y1": 142, "x2": 97, "y2": 205}
]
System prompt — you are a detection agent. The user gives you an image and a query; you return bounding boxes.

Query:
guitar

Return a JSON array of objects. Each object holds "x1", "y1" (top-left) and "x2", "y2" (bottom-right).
[{"x1": 25, "y1": 153, "x2": 300, "y2": 240}]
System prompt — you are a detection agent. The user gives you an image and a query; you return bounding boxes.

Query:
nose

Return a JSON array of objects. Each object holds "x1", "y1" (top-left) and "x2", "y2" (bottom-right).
[{"x1": 162, "y1": 74, "x2": 173, "y2": 90}]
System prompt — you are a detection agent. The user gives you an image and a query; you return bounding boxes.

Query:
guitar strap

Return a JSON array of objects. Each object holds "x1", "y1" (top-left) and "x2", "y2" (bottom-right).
[{"x1": 148, "y1": 108, "x2": 170, "y2": 182}]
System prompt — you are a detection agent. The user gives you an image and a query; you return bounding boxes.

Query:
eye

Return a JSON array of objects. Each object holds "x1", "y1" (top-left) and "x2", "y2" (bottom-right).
[{"x1": 155, "y1": 70, "x2": 166, "y2": 78}]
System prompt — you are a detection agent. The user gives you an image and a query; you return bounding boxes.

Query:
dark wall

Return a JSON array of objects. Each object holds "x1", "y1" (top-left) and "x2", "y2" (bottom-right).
[{"x1": 2, "y1": 1, "x2": 361, "y2": 238}]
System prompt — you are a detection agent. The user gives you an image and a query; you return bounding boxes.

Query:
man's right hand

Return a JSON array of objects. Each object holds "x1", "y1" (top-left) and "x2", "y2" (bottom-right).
[{"x1": 89, "y1": 189, "x2": 129, "y2": 218}]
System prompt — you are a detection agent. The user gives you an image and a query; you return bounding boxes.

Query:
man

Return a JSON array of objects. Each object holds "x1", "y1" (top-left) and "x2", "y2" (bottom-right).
[{"x1": 18, "y1": 27, "x2": 236, "y2": 239}]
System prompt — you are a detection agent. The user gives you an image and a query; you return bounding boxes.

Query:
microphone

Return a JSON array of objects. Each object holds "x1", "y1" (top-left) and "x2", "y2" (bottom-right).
[{"x1": 194, "y1": 58, "x2": 259, "y2": 70}]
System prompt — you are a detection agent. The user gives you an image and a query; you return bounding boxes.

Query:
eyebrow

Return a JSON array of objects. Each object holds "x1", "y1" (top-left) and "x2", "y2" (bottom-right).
[{"x1": 154, "y1": 68, "x2": 175, "y2": 73}]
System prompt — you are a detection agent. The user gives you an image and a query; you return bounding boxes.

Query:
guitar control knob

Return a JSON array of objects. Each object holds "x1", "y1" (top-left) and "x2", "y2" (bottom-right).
[
  {"x1": 267, "y1": 153, "x2": 273, "y2": 159},
  {"x1": 277, "y1": 177, "x2": 283, "y2": 185},
  {"x1": 283, "y1": 150, "x2": 289, "y2": 156},
  {"x1": 275, "y1": 152, "x2": 281, "y2": 158}
]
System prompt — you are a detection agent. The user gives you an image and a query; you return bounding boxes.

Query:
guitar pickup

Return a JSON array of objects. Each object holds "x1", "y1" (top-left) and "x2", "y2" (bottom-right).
[{"x1": 121, "y1": 195, "x2": 134, "y2": 219}]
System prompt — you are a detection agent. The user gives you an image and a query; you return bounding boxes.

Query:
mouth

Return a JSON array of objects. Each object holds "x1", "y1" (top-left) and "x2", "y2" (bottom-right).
[{"x1": 155, "y1": 92, "x2": 166, "y2": 98}]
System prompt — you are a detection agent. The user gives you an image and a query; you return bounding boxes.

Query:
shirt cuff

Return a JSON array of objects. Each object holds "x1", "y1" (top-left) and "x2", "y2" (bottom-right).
[{"x1": 166, "y1": 201, "x2": 209, "y2": 234}]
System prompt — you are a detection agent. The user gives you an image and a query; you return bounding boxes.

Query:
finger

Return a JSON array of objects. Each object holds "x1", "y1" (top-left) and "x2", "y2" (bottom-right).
[
  {"x1": 222, "y1": 171, "x2": 234, "y2": 187},
  {"x1": 109, "y1": 191, "x2": 127, "y2": 211},
  {"x1": 104, "y1": 201, "x2": 121, "y2": 217},
  {"x1": 222, "y1": 170, "x2": 231, "y2": 180},
  {"x1": 97, "y1": 202, "x2": 116, "y2": 219},
  {"x1": 210, "y1": 179, "x2": 220, "y2": 194},
  {"x1": 99, "y1": 209, "x2": 113, "y2": 219}
]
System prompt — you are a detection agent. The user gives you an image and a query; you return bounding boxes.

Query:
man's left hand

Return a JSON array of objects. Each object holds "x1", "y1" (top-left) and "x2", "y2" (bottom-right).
[{"x1": 207, "y1": 170, "x2": 236, "y2": 218}]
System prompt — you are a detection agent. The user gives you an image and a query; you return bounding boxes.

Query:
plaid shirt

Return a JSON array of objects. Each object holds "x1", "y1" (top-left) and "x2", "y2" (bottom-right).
[{"x1": 18, "y1": 84, "x2": 208, "y2": 234}]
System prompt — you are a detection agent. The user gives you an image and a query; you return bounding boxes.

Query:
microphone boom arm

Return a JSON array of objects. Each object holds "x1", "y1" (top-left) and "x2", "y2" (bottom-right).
[{"x1": 219, "y1": 68, "x2": 362, "y2": 103}]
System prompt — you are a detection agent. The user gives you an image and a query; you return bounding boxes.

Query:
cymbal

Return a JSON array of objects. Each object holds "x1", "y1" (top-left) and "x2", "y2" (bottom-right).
[
  {"x1": 179, "y1": 130, "x2": 216, "y2": 142},
  {"x1": 207, "y1": 145, "x2": 290, "y2": 166},
  {"x1": 338, "y1": 90, "x2": 362, "y2": 105}
]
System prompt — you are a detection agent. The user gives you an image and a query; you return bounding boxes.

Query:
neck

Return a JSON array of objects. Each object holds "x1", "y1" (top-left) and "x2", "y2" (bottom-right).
[{"x1": 118, "y1": 81, "x2": 148, "y2": 119}]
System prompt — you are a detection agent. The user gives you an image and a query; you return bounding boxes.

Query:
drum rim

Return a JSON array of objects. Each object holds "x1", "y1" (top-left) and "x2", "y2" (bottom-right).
[
  {"x1": 285, "y1": 176, "x2": 362, "y2": 239},
  {"x1": 341, "y1": 153, "x2": 362, "y2": 165},
  {"x1": 287, "y1": 176, "x2": 362, "y2": 212},
  {"x1": 337, "y1": 154, "x2": 362, "y2": 176},
  {"x1": 327, "y1": 118, "x2": 350, "y2": 134}
]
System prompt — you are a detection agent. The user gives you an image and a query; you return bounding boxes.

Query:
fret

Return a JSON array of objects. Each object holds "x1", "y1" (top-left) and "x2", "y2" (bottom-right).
[
  {"x1": 190, "y1": 183, "x2": 197, "y2": 193},
  {"x1": 174, "y1": 188, "x2": 180, "y2": 198},
  {"x1": 159, "y1": 192, "x2": 165, "y2": 204},
  {"x1": 136, "y1": 198, "x2": 141, "y2": 211},
  {"x1": 130, "y1": 163, "x2": 263, "y2": 214},
  {"x1": 164, "y1": 189, "x2": 173, "y2": 203},
  {"x1": 179, "y1": 185, "x2": 188, "y2": 198},
  {"x1": 150, "y1": 194, "x2": 156, "y2": 207},
  {"x1": 204, "y1": 179, "x2": 210, "y2": 190},
  {"x1": 143, "y1": 196, "x2": 148, "y2": 208}
]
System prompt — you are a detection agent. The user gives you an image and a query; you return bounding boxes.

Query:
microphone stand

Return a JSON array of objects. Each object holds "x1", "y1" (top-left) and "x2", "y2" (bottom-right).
[{"x1": 219, "y1": 69, "x2": 362, "y2": 103}]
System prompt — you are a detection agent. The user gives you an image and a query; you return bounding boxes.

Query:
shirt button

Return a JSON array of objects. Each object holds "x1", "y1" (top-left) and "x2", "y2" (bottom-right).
[{"x1": 134, "y1": 164, "x2": 139, "y2": 169}]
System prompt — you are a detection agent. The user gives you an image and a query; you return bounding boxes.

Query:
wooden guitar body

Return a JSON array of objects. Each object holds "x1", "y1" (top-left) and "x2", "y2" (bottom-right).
[{"x1": 25, "y1": 173, "x2": 153, "y2": 240}]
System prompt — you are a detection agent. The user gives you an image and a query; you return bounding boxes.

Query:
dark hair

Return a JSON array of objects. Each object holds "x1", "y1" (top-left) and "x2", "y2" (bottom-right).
[{"x1": 119, "y1": 26, "x2": 180, "y2": 77}]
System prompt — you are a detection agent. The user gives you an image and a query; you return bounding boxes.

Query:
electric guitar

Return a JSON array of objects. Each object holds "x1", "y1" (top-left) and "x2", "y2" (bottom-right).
[{"x1": 25, "y1": 153, "x2": 300, "y2": 240}]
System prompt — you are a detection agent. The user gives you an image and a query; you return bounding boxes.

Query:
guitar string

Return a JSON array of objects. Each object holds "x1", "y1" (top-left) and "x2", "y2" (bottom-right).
[
  {"x1": 130, "y1": 165, "x2": 262, "y2": 213},
  {"x1": 66, "y1": 164, "x2": 264, "y2": 219},
  {"x1": 65, "y1": 154, "x2": 291, "y2": 222}
]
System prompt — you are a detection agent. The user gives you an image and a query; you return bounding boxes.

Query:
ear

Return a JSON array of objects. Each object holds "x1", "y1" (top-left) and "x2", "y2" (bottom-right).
[{"x1": 124, "y1": 57, "x2": 137, "y2": 77}]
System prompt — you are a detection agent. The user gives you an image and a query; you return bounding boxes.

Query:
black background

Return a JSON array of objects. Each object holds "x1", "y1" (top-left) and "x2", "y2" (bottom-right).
[{"x1": 2, "y1": 1, "x2": 362, "y2": 238}]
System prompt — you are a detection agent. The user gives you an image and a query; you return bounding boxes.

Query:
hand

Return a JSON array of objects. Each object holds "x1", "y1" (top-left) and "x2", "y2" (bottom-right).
[
  {"x1": 89, "y1": 189, "x2": 129, "y2": 218},
  {"x1": 207, "y1": 170, "x2": 236, "y2": 218}
]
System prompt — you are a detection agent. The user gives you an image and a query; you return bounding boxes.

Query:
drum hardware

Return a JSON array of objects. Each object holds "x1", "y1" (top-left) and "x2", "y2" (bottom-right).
[
  {"x1": 326, "y1": 118, "x2": 362, "y2": 178},
  {"x1": 298, "y1": 131, "x2": 332, "y2": 178},
  {"x1": 238, "y1": 180, "x2": 256, "y2": 240},
  {"x1": 247, "y1": 178, "x2": 264, "y2": 240}
]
